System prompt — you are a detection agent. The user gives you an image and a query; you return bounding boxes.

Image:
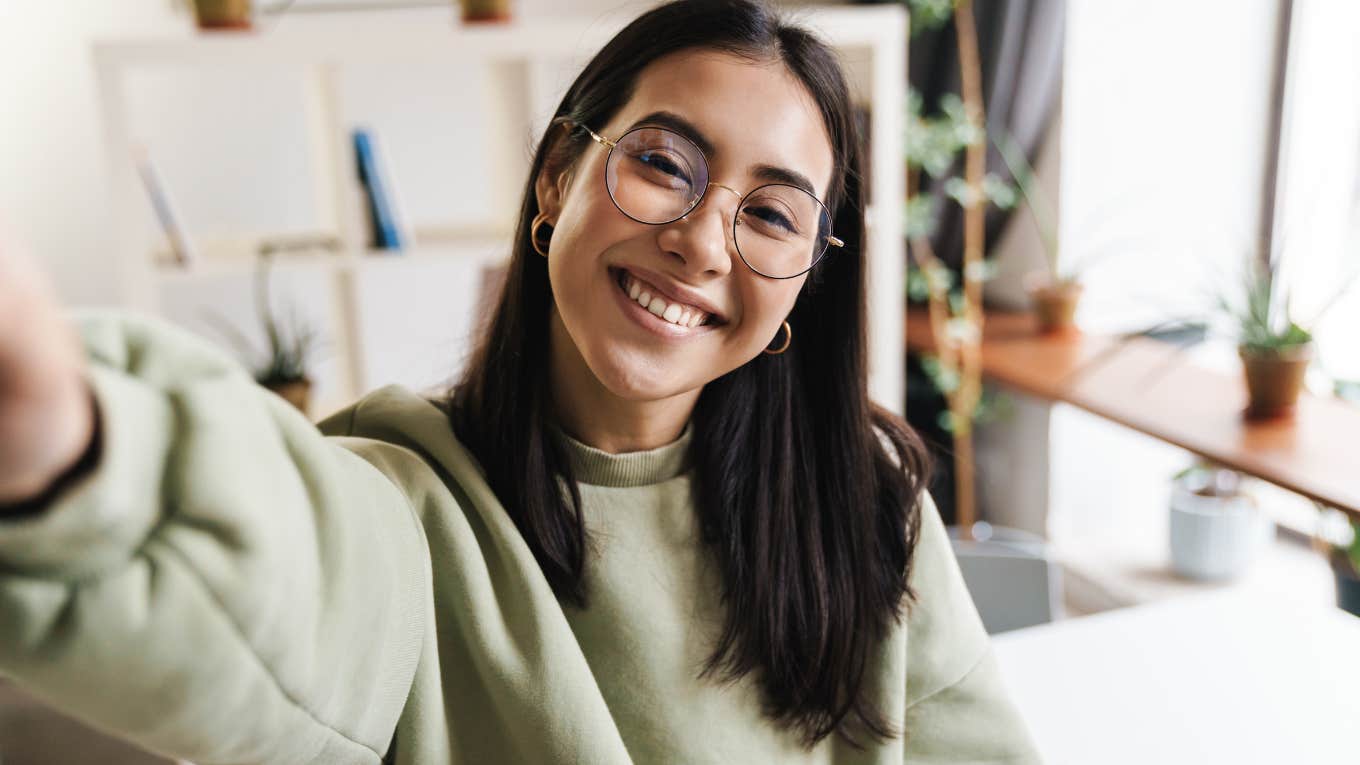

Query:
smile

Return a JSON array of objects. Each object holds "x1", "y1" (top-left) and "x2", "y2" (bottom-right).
[
  {"x1": 608, "y1": 268, "x2": 728, "y2": 339},
  {"x1": 611, "y1": 268, "x2": 724, "y2": 330}
]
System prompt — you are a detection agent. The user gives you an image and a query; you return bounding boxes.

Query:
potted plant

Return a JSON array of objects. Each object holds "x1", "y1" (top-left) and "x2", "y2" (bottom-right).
[
  {"x1": 208, "y1": 252, "x2": 324, "y2": 416},
  {"x1": 1225, "y1": 259, "x2": 1317, "y2": 420},
  {"x1": 1168, "y1": 458, "x2": 1273, "y2": 581},
  {"x1": 1328, "y1": 515, "x2": 1360, "y2": 617},
  {"x1": 457, "y1": 0, "x2": 513, "y2": 24},
  {"x1": 186, "y1": 0, "x2": 253, "y2": 30},
  {"x1": 991, "y1": 134, "x2": 1079, "y2": 334},
  {"x1": 1070, "y1": 255, "x2": 1355, "y2": 423}
]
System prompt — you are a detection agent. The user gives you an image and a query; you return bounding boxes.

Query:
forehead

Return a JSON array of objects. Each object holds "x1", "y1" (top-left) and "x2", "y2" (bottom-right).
[{"x1": 608, "y1": 49, "x2": 836, "y2": 199}]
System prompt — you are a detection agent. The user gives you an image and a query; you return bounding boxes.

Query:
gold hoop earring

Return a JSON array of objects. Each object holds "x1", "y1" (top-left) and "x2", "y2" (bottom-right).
[
  {"x1": 763, "y1": 320, "x2": 792, "y2": 355},
  {"x1": 530, "y1": 212, "x2": 553, "y2": 258}
]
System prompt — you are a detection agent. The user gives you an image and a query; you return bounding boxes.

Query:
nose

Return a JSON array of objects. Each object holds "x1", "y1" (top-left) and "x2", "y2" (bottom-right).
[{"x1": 656, "y1": 183, "x2": 739, "y2": 277}]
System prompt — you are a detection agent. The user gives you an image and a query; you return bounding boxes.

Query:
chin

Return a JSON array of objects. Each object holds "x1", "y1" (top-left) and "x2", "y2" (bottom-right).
[{"x1": 588, "y1": 344, "x2": 705, "y2": 403}]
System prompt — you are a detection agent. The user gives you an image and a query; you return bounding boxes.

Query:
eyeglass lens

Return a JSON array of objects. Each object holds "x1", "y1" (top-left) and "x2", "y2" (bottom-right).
[{"x1": 603, "y1": 127, "x2": 832, "y2": 278}]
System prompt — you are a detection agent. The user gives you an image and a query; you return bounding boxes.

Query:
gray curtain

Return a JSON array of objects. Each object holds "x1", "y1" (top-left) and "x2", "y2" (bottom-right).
[{"x1": 905, "y1": 0, "x2": 1066, "y2": 274}]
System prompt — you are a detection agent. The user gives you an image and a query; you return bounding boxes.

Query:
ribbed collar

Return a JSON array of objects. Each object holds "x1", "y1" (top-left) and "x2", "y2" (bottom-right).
[{"x1": 553, "y1": 423, "x2": 693, "y2": 488}]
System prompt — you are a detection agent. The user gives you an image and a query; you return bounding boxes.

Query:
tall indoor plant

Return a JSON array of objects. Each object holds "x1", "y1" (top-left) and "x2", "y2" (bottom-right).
[{"x1": 901, "y1": 0, "x2": 997, "y2": 534}]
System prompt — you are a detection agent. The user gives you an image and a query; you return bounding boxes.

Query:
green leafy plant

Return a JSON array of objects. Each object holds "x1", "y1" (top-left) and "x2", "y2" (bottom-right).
[
  {"x1": 1171, "y1": 458, "x2": 1247, "y2": 500},
  {"x1": 1069, "y1": 253, "x2": 1356, "y2": 389},
  {"x1": 903, "y1": 89, "x2": 1012, "y2": 303},
  {"x1": 206, "y1": 252, "x2": 324, "y2": 387},
  {"x1": 1218, "y1": 258, "x2": 1315, "y2": 355},
  {"x1": 993, "y1": 133, "x2": 1059, "y2": 281},
  {"x1": 899, "y1": 0, "x2": 1005, "y2": 531}
]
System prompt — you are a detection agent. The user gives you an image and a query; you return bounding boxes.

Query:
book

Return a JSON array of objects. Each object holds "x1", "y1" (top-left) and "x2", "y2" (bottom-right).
[
  {"x1": 353, "y1": 128, "x2": 405, "y2": 252},
  {"x1": 133, "y1": 144, "x2": 199, "y2": 266}
]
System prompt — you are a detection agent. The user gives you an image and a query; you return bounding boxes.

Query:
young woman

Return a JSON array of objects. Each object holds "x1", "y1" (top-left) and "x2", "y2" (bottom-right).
[{"x1": 0, "y1": 1, "x2": 1039, "y2": 762}]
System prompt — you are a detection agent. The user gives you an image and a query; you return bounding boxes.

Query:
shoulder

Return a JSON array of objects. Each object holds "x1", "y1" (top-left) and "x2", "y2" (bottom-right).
[{"x1": 319, "y1": 385, "x2": 491, "y2": 508}]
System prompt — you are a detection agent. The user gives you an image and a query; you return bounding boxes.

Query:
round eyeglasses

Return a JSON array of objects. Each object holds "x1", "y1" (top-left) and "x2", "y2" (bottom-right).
[{"x1": 576, "y1": 123, "x2": 843, "y2": 279}]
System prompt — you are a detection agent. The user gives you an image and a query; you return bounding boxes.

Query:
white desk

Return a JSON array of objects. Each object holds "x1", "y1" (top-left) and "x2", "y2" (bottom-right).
[{"x1": 992, "y1": 590, "x2": 1360, "y2": 765}]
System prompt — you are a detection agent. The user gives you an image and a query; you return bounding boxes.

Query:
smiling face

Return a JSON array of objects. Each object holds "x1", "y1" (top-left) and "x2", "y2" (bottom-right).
[{"x1": 536, "y1": 49, "x2": 836, "y2": 408}]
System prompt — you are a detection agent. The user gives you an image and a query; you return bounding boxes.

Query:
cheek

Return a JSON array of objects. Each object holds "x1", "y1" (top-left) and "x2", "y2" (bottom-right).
[{"x1": 734, "y1": 280, "x2": 804, "y2": 349}]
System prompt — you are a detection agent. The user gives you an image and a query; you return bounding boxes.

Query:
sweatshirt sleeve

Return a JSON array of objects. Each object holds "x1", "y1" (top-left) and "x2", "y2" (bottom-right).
[
  {"x1": 901, "y1": 492, "x2": 1043, "y2": 764},
  {"x1": 0, "y1": 311, "x2": 429, "y2": 764}
]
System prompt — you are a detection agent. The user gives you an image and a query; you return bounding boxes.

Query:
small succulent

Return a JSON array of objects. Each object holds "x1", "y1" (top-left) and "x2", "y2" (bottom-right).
[
  {"x1": 206, "y1": 252, "x2": 324, "y2": 386},
  {"x1": 1171, "y1": 459, "x2": 1246, "y2": 499},
  {"x1": 1218, "y1": 258, "x2": 1313, "y2": 355}
]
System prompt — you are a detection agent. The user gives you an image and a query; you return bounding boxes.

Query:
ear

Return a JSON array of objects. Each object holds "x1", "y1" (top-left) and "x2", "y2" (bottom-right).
[{"x1": 533, "y1": 159, "x2": 572, "y2": 223}]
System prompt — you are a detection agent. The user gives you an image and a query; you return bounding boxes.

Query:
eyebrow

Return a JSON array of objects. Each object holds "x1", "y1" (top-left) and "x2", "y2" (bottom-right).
[{"x1": 627, "y1": 110, "x2": 821, "y2": 198}]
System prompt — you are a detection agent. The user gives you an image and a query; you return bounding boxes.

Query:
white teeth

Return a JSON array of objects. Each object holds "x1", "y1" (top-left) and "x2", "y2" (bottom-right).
[{"x1": 620, "y1": 271, "x2": 712, "y2": 328}]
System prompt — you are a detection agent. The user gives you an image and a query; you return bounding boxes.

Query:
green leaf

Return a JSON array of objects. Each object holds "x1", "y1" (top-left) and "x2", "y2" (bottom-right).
[
  {"x1": 906, "y1": 0, "x2": 955, "y2": 36},
  {"x1": 948, "y1": 288, "x2": 966, "y2": 316},
  {"x1": 905, "y1": 195, "x2": 941, "y2": 238},
  {"x1": 906, "y1": 266, "x2": 931, "y2": 302},
  {"x1": 982, "y1": 173, "x2": 1019, "y2": 209},
  {"x1": 937, "y1": 410, "x2": 956, "y2": 433}
]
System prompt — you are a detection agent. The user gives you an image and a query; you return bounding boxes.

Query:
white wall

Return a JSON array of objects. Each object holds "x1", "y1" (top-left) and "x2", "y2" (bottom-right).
[
  {"x1": 0, "y1": 0, "x2": 642, "y2": 307},
  {"x1": 0, "y1": 1, "x2": 182, "y2": 305}
]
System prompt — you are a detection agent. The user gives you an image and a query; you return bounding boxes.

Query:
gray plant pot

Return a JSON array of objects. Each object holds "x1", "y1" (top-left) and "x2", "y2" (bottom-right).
[
  {"x1": 1169, "y1": 483, "x2": 1273, "y2": 581},
  {"x1": 1336, "y1": 567, "x2": 1360, "y2": 617}
]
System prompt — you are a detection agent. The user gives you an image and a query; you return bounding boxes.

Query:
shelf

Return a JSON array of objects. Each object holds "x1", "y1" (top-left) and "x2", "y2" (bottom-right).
[
  {"x1": 92, "y1": 5, "x2": 907, "y2": 68},
  {"x1": 905, "y1": 306, "x2": 1360, "y2": 518},
  {"x1": 152, "y1": 240, "x2": 510, "y2": 279},
  {"x1": 97, "y1": 5, "x2": 908, "y2": 412}
]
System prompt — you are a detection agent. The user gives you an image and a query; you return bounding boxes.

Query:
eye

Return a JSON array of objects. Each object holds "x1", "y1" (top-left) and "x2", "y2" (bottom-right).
[
  {"x1": 635, "y1": 150, "x2": 692, "y2": 184},
  {"x1": 743, "y1": 204, "x2": 799, "y2": 235}
]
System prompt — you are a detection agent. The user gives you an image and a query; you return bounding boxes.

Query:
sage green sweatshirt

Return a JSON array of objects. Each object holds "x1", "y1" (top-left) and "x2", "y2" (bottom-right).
[{"x1": 0, "y1": 312, "x2": 1040, "y2": 764}]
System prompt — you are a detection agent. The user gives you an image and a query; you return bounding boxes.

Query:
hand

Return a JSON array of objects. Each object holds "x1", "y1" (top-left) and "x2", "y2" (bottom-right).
[{"x1": 0, "y1": 221, "x2": 95, "y2": 505}]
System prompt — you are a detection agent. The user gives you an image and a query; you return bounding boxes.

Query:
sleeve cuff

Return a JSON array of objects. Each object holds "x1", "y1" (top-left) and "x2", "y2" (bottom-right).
[{"x1": 0, "y1": 365, "x2": 174, "y2": 579}]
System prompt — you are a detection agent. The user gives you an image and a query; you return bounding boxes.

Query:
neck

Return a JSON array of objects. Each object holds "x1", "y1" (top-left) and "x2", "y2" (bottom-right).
[{"x1": 548, "y1": 308, "x2": 699, "y2": 454}]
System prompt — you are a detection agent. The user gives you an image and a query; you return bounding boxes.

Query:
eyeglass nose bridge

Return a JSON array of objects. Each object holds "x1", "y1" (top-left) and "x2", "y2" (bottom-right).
[{"x1": 681, "y1": 181, "x2": 744, "y2": 221}]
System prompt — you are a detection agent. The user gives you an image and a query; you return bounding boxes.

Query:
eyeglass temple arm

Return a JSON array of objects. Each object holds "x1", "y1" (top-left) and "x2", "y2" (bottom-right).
[{"x1": 570, "y1": 121, "x2": 616, "y2": 149}]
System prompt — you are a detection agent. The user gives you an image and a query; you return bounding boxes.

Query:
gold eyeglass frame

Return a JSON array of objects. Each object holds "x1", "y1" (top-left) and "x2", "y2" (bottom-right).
[{"x1": 573, "y1": 122, "x2": 844, "y2": 280}]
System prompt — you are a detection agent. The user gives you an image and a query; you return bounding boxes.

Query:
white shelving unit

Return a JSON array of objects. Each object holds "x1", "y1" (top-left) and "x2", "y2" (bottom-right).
[{"x1": 93, "y1": 5, "x2": 907, "y2": 416}]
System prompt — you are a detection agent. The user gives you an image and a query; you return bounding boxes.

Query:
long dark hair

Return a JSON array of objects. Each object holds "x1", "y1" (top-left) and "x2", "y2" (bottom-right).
[{"x1": 449, "y1": 0, "x2": 934, "y2": 749}]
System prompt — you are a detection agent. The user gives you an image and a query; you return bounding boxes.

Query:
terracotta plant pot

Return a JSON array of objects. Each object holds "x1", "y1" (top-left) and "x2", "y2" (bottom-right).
[
  {"x1": 1024, "y1": 276, "x2": 1083, "y2": 335},
  {"x1": 457, "y1": 0, "x2": 513, "y2": 23},
  {"x1": 264, "y1": 378, "x2": 312, "y2": 416},
  {"x1": 1238, "y1": 343, "x2": 1312, "y2": 420},
  {"x1": 191, "y1": 0, "x2": 253, "y2": 30}
]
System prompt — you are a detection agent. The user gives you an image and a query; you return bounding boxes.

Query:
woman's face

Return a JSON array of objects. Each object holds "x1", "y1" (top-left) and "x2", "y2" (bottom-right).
[{"x1": 536, "y1": 49, "x2": 836, "y2": 404}]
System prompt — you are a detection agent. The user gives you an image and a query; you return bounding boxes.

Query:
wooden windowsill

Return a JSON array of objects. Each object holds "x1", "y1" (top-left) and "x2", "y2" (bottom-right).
[{"x1": 904, "y1": 306, "x2": 1360, "y2": 518}]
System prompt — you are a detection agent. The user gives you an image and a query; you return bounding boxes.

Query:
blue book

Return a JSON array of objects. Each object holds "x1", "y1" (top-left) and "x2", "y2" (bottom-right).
[{"x1": 353, "y1": 128, "x2": 403, "y2": 251}]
